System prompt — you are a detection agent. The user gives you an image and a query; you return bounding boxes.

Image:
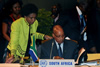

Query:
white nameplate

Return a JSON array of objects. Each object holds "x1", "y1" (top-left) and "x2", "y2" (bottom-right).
[{"x1": 39, "y1": 59, "x2": 75, "y2": 67}]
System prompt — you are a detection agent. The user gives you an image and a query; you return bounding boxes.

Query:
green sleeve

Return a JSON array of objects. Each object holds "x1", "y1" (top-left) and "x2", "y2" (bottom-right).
[
  {"x1": 8, "y1": 22, "x2": 19, "y2": 56},
  {"x1": 34, "y1": 20, "x2": 45, "y2": 40},
  {"x1": 35, "y1": 32, "x2": 45, "y2": 40}
]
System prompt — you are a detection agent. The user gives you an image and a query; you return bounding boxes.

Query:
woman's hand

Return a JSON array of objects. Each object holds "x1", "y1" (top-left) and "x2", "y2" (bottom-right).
[
  {"x1": 5, "y1": 55, "x2": 14, "y2": 63},
  {"x1": 44, "y1": 35, "x2": 53, "y2": 40}
]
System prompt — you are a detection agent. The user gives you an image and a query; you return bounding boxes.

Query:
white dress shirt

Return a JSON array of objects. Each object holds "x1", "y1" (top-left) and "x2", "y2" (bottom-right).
[{"x1": 55, "y1": 40, "x2": 63, "y2": 53}]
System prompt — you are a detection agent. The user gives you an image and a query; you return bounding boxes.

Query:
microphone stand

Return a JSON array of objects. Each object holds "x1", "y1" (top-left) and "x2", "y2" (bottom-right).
[{"x1": 50, "y1": 42, "x2": 54, "y2": 59}]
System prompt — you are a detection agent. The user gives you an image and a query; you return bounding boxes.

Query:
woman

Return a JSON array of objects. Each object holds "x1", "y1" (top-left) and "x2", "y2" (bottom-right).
[
  {"x1": 2, "y1": 0, "x2": 22, "y2": 62},
  {"x1": 6, "y1": 4, "x2": 52, "y2": 63}
]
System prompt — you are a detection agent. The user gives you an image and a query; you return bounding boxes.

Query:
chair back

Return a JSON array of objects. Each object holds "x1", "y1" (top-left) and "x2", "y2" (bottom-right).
[{"x1": 75, "y1": 48, "x2": 87, "y2": 64}]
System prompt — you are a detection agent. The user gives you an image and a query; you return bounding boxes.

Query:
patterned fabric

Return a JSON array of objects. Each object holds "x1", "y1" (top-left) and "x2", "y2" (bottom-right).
[{"x1": 7, "y1": 17, "x2": 45, "y2": 58}]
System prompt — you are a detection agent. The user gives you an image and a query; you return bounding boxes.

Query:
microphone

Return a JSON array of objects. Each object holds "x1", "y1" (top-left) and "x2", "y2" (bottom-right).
[{"x1": 50, "y1": 41, "x2": 54, "y2": 59}]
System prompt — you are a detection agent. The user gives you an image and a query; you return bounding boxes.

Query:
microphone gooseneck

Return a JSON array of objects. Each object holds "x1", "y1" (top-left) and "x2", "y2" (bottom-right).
[{"x1": 50, "y1": 41, "x2": 54, "y2": 59}]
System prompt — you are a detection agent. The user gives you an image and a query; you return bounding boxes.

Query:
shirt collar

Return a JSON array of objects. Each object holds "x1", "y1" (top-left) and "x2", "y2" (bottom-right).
[
  {"x1": 55, "y1": 40, "x2": 63, "y2": 53},
  {"x1": 54, "y1": 14, "x2": 59, "y2": 22},
  {"x1": 55, "y1": 40, "x2": 63, "y2": 45},
  {"x1": 76, "y1": 6, "x2": 82, "y2": 15}
]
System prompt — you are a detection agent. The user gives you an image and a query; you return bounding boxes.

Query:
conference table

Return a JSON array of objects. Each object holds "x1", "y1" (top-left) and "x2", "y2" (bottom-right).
[
  {"x1": 0, "y1": 64, "x2": 100, "y2": 67},
  {"x1": 31, "y1": 65, "x2": 100, "y2": 67},
  {"x1": 1, "y1": 59, "x2": 100, "y2": 67}
]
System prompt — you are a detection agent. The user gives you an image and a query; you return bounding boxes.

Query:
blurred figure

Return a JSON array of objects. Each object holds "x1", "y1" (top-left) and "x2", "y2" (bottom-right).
[
  {"x1": 97, "y1": 0, "x2": 100, "y2": 9},
  {"x1": 51, "y1": 4, "x2": 62, "y2": 25},
  {"x1": 74, "y1": 0, "x2": 97, "y2": 53},
  {"x1": 40, "y1": 25, "x2": 78, "y2": 61},
  {"x1": 1, "y1": 0, "x2": 22, "y2": 62},
  {"x1": 76, "y1": 0, "x2": 88, "y2": 51}
]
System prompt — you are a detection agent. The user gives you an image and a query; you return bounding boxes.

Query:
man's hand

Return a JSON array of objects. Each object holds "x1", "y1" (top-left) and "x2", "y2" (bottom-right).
[
  {"x1": 44, "y1": 35, "x2": 53, "y2": 40},
  {"x1": 53, "y1": 56, "x2": 64, "y2": 59},
  {"x1": 5, "y1": 55, "x2": 14, "y2": 63}
]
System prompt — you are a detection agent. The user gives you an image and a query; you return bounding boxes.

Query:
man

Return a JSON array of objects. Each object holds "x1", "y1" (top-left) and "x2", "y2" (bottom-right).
[
  {"x1": 40, "y1": 25, "x2": 78, "y2": 61},
  {"x1": 76, "y1": 0, "x2": 97, "y2": 52}
]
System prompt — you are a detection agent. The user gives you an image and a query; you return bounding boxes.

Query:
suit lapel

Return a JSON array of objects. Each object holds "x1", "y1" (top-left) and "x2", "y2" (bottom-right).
[
  {"x1": 63, "y1": 40, "x2": 68, "y2": 58},
  {"x1": 63, "y1": 41, "x2": 65, "y2": 58},
  {"x1": 52, "y1": 41, "x2": 59, "y2": 58}
]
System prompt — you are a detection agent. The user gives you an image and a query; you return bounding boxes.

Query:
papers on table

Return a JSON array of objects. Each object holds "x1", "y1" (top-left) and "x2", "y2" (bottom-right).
[{"x1": 80, "y1": 61, "x2": 98, "y2": 65}]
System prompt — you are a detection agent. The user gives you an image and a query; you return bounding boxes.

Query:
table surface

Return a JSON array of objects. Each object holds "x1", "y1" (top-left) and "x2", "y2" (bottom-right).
[
  {"x1": 0, "y1": 63, "x2": 100, "y2": 67},
  {"x1": 31, "y1": 65, "x2": 100, "y2": 67}
]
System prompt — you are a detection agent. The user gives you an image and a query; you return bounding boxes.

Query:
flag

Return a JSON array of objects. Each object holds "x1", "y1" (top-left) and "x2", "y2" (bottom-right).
[{"x1": 29, "y1": 35, "x2": 38, "y2": 62}]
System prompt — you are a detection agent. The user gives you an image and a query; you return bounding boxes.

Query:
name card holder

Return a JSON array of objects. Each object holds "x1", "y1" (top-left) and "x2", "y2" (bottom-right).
[{"x1": 39, "y1": 59, "x2": 75, "y2": 67}]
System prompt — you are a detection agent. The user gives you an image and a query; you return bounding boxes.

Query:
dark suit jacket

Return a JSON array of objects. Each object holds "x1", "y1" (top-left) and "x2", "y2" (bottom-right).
[
  {"x1": 93, "y1": 9, "x2": 100, "y2": 52},
  {"x1": 40, "y1": 39, "x2": 78, "y2": 61}
]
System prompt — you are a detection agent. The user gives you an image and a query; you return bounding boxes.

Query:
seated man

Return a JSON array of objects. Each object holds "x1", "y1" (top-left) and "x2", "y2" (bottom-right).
[{"x1": 40, "y1": 25, "x2": 78, "y2": 61}]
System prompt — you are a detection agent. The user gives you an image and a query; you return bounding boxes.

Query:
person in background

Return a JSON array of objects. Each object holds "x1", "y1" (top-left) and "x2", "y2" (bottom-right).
[
  {"x1": 51, "y1": 4, "x2": 63, "y2": 27},
  {"x1": 40, "y1": 25, "x2": 78, "y2": 62},
  {"x1": 77, "y1": 0, "x2": 97, "y2": 53},
  {"x1": 2, "y1": 0, "x2": 22, "y2": 62},
  {"x1": 5, "y1": 3, "x2": 52, "y2": 63}
]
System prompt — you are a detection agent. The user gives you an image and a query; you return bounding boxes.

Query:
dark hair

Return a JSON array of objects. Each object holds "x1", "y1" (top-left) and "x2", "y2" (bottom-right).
[
  {"x1": 77, "y1": 0, "x2": 88, "y2": 12},
  {"x1": 5, "y1": 0, "x2": 23, "y2": 10},
  {"x1": 51, "y1": 3, "x2": 62, "y2": 14},
  {"x1": 20, "y1": 4, "x2": 38, "y2": 17},
  {"x1": 77, "y1": 0, "x2": 88, "y2": 4},
  {"x1": 77, "y1": 0, "x2": 96, "y2": 11}
]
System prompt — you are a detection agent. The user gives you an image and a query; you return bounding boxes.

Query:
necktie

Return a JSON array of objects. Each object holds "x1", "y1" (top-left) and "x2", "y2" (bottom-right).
[
  {"x1": 80, "y1": 15, "x2": 86, "y2": 33},
  {"x1": 25, "y1": 26, "x2": 31, "y2": 56},
  {"x1": 80, "y1": 15, "x2": 87, "y2": 41},
  {"x1": 58, "y1": 44, "x2": 62, "y2": 57}
]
